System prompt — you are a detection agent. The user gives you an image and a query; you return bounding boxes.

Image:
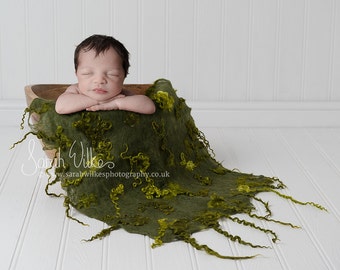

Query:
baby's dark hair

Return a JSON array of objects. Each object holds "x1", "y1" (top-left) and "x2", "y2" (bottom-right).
[{"x1": 74, "y1": 34, "x2": 130, "y2": 77}]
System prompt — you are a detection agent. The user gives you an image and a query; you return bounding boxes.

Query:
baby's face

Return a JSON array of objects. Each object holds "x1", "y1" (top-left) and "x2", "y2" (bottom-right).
[{"x1": 76, "y1": 47, "x2": 125, "y2": 102}]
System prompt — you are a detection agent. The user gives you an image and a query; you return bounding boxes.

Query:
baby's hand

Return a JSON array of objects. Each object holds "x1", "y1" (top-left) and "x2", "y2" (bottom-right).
[
  {"x1": 86, "y1": 94, "x2": 126, "y2": 111},
  {"x1": 86, "y1": 102, "x2": 117, "y2": 111}
]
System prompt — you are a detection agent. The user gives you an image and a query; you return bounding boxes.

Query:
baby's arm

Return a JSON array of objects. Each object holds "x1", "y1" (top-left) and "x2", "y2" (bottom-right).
[
  {"x1": 86, "y1": 92, "x2": 156, "y2": 114},
  {"x1": 55, "y1": 84, "x2": 98, "y2": 114}
]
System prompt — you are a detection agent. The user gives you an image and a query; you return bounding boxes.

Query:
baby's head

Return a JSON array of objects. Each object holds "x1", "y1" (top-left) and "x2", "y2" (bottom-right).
[
  {"x1": 74, "y1": 35, "x2": 130, "y2": 101},
  {"x1": 74, "y1": 34, "x2": 130, "y2": 77}
]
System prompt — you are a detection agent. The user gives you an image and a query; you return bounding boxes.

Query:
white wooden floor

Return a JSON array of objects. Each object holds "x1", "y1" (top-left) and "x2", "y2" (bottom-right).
[{"x1": 1, "y1": 125, "x2": 340, "y2": 270}]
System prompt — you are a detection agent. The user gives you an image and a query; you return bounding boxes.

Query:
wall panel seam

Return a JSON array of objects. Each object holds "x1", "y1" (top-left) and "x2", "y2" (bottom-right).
[
  {"x1": 219, "y1": 0, "x2": 226, "y2": 101},
  {"x1": 54, "y1": 215, "x2": 70, "y2": 270},
  {"x1": 192, "y1": 0, "x2": 199, "y2": 101},
  {"x1": 53, "y1": 0, "x2": 58, "y2": 82},
  {"x1": 327, "y1": 0, "x2": 337, "y2": 101},
  {"x1": 274, "y1": 0, "x2": 282, "y2": 101},
  {"x1": 109, "y1": 0, "x2": 116, "y2": 35},
  {"x1": 144, "y1": 237, "x2": 154, "y2": 270},
  {"x1": 81, "y1": 0, "x2": 87, "y2": 38},
  {"x1": 301, "y1": 0, "x2": 310, "y2": 101},
  {"x1": 137, "y1": 0, "x2": 143, "y2": 82},
  {"x1": 164, "y1": 0, "x2": 170, "y2": 78},
  {"x1": 246, "y1": 0, "x2": 254, "y2": 101},
  {"x1": 0, "y1": 26, "x2": 3, "y2": 99},
  {"x1": 101, "y1": 231, "x2": 109, "y2": 270},
  {"x1": 25, "y1": 0, "x2": 31, "y2": 86}
]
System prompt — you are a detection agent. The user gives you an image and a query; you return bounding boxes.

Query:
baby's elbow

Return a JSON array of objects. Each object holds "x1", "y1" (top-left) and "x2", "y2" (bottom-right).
[
  {"x1": 55, "y1": 103, "x2": 68, "y2": 114},
  {"x1": 55, "y1": 108, "x2": 67, "y2": 114},
  {"x1": 55, "y1": 104, "x2": 62, "y2": 114},
  {"x1": 146, "y1": 102, "x2": 156, "y2": 114},
  {"x1": 137, "y1": 96, "x2": 156, "y2": 114}
]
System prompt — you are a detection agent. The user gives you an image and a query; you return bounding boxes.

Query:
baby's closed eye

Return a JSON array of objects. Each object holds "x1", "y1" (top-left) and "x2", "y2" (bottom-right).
[
  {"x1": 81, "y1": 71, "x2": 93, "y2": 76},
  {"x1": 107, "y1": 73, "x2": 120, "y2": 77}
]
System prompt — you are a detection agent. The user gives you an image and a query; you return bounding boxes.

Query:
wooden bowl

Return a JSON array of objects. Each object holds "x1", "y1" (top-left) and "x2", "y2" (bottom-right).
[{"x1": 24, "y1": 83, "x2": 152, "y2": 160}]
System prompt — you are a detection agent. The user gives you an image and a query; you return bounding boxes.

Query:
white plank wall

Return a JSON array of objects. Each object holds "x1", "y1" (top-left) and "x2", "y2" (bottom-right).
[{"x1": 0, "y1": 0, "x2": 340, "y2": 102}]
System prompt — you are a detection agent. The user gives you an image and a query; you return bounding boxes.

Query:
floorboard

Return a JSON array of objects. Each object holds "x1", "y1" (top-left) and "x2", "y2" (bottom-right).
[{"x1": 1, "y1": 126, "x2": 339, "y2": 270}]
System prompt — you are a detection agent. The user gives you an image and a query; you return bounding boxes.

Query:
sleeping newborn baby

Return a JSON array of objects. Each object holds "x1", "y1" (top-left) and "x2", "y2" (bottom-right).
[{"x1": 55, "y1": 34, "x2": 155, "y2": 115}]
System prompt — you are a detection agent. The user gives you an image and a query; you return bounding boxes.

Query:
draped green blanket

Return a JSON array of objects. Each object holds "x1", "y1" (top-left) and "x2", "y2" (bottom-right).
[{"x1": 15, "y1": 79, "x2": 324, "y2": 259}]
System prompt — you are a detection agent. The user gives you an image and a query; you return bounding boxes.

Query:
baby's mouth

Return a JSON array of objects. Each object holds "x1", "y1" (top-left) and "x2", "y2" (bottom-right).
[{"x1": 93, "y1": 88, "x2": 107, "y2": 94}]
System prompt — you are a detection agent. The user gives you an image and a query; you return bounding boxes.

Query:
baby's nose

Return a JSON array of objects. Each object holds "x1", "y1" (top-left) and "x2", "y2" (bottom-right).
[{"x1": 94, "y1": 74, "x2": 106, "y2": 84}]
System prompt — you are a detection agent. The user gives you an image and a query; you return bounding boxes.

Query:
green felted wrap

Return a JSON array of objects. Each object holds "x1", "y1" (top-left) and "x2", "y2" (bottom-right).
[{"x1": 15, "y1": 79, "x2": 325, "y2": 259}]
